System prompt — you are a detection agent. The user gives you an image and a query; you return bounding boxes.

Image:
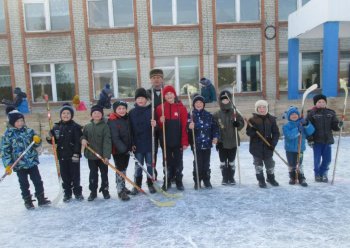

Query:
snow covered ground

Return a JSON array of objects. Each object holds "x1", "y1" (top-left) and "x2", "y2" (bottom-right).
[{"x1": 1, "y1": 137, "x2": 350, "y2": 248}]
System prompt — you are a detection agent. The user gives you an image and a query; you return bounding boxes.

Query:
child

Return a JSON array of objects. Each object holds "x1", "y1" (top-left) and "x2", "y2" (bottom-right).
[
  {"x1": 246, "y1": 100, "x2": 280, "y2": 188},
  {"x1": 129, "y1": 88, "x2": 157, "y2": 194},
  {"x1": 199, "y1": 78, "x2": 217, "y2": 103},
  {"x1": 1, "y1": 110, "x2": 50, "y2": 209},
  {"x1": 107, "y1": 100, "x2": 132, "y2": 201},
  {"x1": 213, "y1": 91, "x2": 244, "y2": 185},
  {"x1": 98, "y1": 84, "x2": 113, "y2": 109},
  {"x1": 306, "y1": 94, "x2": 342, "y2": 182},
  {"x1": 283, "y1": 106, "x2": 315, "y2": 187},
  {"x1": 155, "y1": 85, "x2": 189, "y2": 191},
  {"x1": 46, "y1": 103, "x2": 84, "y2": 202},
  {"x1": 1, "y1": 87, "x2": 29, "y2": 114},
  {"x1": 81, "y1": 105, "x2": 112, "y2": 201},
  {"x1": 188, "y1": 94, "x2": 219, "y2": 189},
  {"x1": 72, "y1": 95, "x2": 87, "y2": 111}
]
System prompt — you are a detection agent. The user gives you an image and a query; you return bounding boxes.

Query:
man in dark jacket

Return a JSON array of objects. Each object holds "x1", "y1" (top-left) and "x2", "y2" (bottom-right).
[
  {"x1": 199, "y1": 78, "x2": 217, "y2": 103},
  {"x1": 97, "y1": 84, "x2": 113, "y2": 109}
]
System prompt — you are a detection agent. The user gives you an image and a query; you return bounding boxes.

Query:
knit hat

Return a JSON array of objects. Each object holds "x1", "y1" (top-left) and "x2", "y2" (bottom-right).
[
  {"x1": 60, "y1": 103, "x2": 74, "y2": 119},
  {"x1": 91, "y1": 104, "x2": 104, "y2": 116},
  {"x1": 5, "y1": 106, "x2": 16, "y2": 115},
  {"x1": 149, "y1": 68, "x2": 164, "y2": 78},
  {"x1": 163, "y1": 85, "x2": 177, "y2": 97},
  {"x1": 72, "y1": 95, "x2": 80, "y2": 105},
  {"x1": 219, "y1": 90, "x2": 232, "y2": 101},
  {"x1": 135, "y1": 87, "x2": 148, "y2": 100},
  {"x1": 284, "y1": 106, "x2": 300, "y2": 121},
  {"x1": 113, "y1": 100, "x2": 128, "y2": 112},
  {"x1": 192, "y1": 94, "x2": 205, "y2": 107},
  {"x1": 255, "y1": 100, "x2": 269, "y2": 114},
  {"x1": 313, "y1": 94, "x2": 327, "y2": 105},
  {"x1": 8, "y1": 110, "x2": 24, "y2": 127},
  {"x1": 13, "y1": 87, "x2": 22, "y2": 95},
  {"x1": 200, "y1": 78, "x2": 211, "y2": 87}
]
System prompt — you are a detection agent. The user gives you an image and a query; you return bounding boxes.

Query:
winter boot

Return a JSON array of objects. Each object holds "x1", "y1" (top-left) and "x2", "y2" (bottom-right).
[
  {"x1": 102, "y1": 190, "x2": 110, "y2": 199},
  {"x1": 118, "y1": 191, "x2": 130, "y2": 201},
  {"x1": 221, "y1": 164, "x2": 228, "y2": 185},
  {"x1": 266, "y1": 173, "x2": 279, "y2": 186},
  {"x1": 193, "y1": 171, "x2": 201, "y2": 190},
  {"x1": 75, "y1": 194, "x2": 84, "y2": 201},
  {"x1": 322, "y1": 175, "x2": 328, "y2": 183},
  {"x1": 88, "y1": 191, "x2": 97, "y2": 201},
  {"x1": 203, "y1": 170, "x2": 212, "y2": 189},
  {"x1": 256, "y1": 173, "x2": 267, "y2": 188},
  {"x1": 24, "y1": 195, "x2": 35, "y2": 210},
  {"x1": 63, "y1": 194, "x2": 72, "y2": 203},
  {"x1": 176, "y1": 176, "x2": 185, "y2": 191},
  {"x1": 315, "y1": 175, "x2": 322, "y2": 182},
  {"x1": 130, "y1": 176, "x2": 142, "y2": 195},
  {"x1": 289, "y1": 171, "x2": 296, "y2": 185},
  {"x1": 123, "y1": 188, "x2": 132, "y2": 195},
  {"x1": 228, "y1": 169, "x2": 236, "y2": 185},
  {"x1": 162, "y1": 177, "x2": 172, "y2": 191},
  {"x1": 37, "y1": 193, "x2": 51, "y2": 206},
  {"x1": 147, "y1": 178, "x2": 156, "y2": 194},
  {"x1": 298, "y1": 173, "x2": 308, "y2": 187}
]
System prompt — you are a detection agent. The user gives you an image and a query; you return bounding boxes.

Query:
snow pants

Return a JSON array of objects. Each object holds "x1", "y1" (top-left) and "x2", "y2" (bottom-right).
[
  {"x1": 59, "y1": 159, "x2": 82, "y2": 197},
  {"x1": 16, "y1": 165, "x2": 44, "y2": 199},
  {"x1": 113, "y1": 153, "x2": 129, "y2": 193},
  {"x1": 313, "y1": 143, "x2": 332, "y2": 177},
  {"x1": 88, "y1": 159, "x2": 108, "y2": 193}
]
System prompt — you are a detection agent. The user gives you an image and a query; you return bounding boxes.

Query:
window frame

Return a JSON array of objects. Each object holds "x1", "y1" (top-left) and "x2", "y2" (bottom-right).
[
  {"x1": 0, "y1": 0, "x2": 6, "y2": 33},
  {"x1": 151, "y1": 0, "x2": 198, "y2": 26},
  {"x1": 216, "y1": 0, "x2": 260, "y2": 24},
  {"x1": 278, "y1": 0, "x2": 310, "y2": 21}
]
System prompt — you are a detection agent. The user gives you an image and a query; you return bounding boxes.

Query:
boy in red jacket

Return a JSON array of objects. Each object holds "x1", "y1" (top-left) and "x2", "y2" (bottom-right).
[{"x1": 156, "y1": 85, "x2": 188, "y2": 191}]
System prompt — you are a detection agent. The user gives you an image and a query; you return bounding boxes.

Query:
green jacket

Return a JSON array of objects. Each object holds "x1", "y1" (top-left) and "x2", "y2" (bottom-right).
[{"x1": 81, "y1": 119, "x2": 111, "y2": 160}]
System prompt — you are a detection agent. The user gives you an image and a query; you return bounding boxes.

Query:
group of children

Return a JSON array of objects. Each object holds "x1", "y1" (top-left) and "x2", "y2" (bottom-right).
[{"x1": 1, "y1": 69, "x2": 344, "y2": 209}]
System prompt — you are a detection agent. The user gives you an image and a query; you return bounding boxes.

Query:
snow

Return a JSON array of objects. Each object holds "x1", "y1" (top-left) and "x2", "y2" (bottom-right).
[{"x1": 1, "y1": 137, "x2": 350, "y2": 248}]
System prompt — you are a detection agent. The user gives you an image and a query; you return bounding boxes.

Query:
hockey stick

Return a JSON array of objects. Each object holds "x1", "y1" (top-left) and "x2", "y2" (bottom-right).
[
  {"x1": 151, "y1": 88, "x2": 156, "y2": 181},
  {"x1": 44, "y1": 94, "x2": 63, "y2": 205},
  {"x1": 296, "y1": 84, "x2": 318, "y2": 181},
  {"x1": 187, "y1": 91, "x2": 200, "y2": 189},
  {"x1": 160, "y1": 88, "x2": 168, "y2": 190},
  {"x1": 86, "y1": 146, "x2": 175, "y2": 207},
  {"x1": 0, "y1": 141, "x2": 35, "y2": 183},
  {"x1": 331, "y1": 81, "x2": 348, "y2": 185},
  {"x1": 225, "y1": 90, "x2": 241, "y2": 185},
  {"x1": 129, "y1": 152, "x2": 182, "y2": 198}
]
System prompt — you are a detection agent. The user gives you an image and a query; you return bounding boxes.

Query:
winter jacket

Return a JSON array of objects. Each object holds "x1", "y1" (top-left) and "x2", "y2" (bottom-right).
[
  {"x1": 129, "y1": 104, "x2": 153, "y2": 153},
  {"x1": 147, "y1": 87, "x2": 163, "y2": 109},
  {"x1": 97, "y1": 88, "x2": 112, "y2": 109},
  {"x1": 2, "y1": 92, "x2": 29, "y2": 114},
  {"x1": 1, "y1": 126, "x2": 41, "y2": 171},
  {"x1": 75, "y1": 101, "x2": 87, "y2": 111},
  {"x1": 306, "y1": 107, "x2": 340, "y2": 144},
  {"x1": 213, "y1": 106, "x2": 244, "y2": 149},
  {"x1": 107, "y1": 113, "x2": 132, "y2": 155},
  {"x1": 283, "y1": 119, "x2": 315, "y2": 152},
  {"x1": 201, "y1": 84, "x2": 217, "y2": 103},
  {"x1": 155, "y1": 101, "x2": 189, "y2": 148},
  {"x1": 246, "y1": 113, "x2": 280, "y2": 159},
  {"x1": 47, "y1": 120, "x2": 82, "y2": 160},
  {"x1": 188, "y1": 109, "x2": 219, "y2": 150},
  {"x1": 81, "y1": 119, "x2": 111, "y2": 160}
]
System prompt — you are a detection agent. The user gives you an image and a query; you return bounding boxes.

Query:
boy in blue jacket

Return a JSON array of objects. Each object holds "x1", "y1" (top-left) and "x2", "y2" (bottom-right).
[{"x1": 283, "y1": 106, "x2": 315, "y2": 186}]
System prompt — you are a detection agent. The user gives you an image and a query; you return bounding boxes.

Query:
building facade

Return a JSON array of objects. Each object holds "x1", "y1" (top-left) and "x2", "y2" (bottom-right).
[{"x1": 0, "y1": 0, "x2": 349, "y2": 109}]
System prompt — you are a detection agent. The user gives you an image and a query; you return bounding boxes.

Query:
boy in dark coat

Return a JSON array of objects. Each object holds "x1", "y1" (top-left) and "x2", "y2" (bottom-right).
[
  {"x1": 97, "y1": 84, "x2": 113, "y2": 109},
  {"x1": 306, "y1": 94, "x2": 342, "y2": 183},
  {"x1": 108, "y1": 100, "x2": 132, "y2": 201},
  {"x1": 246, "y1": 100, "x2": 280, "y2": 188},
  {"x1": 129, "y1": 88, "x2": 157, "y2": 194},
  {"x1": 188, "y1": 94, "x2": 219, "y2": 189},
  {"x1": 213, "y1": 91, "x2": 244, "y2": 185},
  {"x1": 46, "y1": 103, "x2": 84, "y2": 202},
  {"x1": 81, "y1": 105, "x2": 112, "y2": 201},
  {"x1": 155, "y1": 85, "x2": 189, "y2": 191},
  {"x1": 199, "y1": 78, "x2": 217, "y2": 103}
]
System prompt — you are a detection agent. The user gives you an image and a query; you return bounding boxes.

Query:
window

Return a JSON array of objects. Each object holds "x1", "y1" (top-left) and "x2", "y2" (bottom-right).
[
  {"x1": 154, "y1": 56, "x2": 199, "y2": 95},
  {"x1": 30, "y1": 63, "x2": 75, "y2": 102},
  {"x1": 0, "y1": 66, "x2": 12, "y2": 101},
  {"x1": 279, "y1": 53, "x2": 288, "y2": 91},
  {"x1": 339, "y1": 51, "x2": 350, "y2": 87},
  {"x1": 302, "y1": 0, "x2": 310, "y2": 5},
  {"x1": 301, "y1": 52, "x2": 320, "y2": 90},
  {"x1": 0, "y1": 0, "x2": 5, "y2": 33},
  {"x1": 278, "y1": 0, "x2": 310, "y2": 21},
  {"x1": 23, "y1": 0, "x2": 70, "y2": 32},
  {"x1": 216, "y1": 0, "x2": 260, "y2": 23},
  {"x1": 87, "y1": 0, "x2": 134, "y2": 28},
  {"x1": 218, "y1": 54, "x2": 261, "y2": 93},
  {"x1": 92, "y1": 59, "x2": 137, "y2": 99},
  {"x1": 152, "y1": 0, "x2": 198, "y2": 26}
]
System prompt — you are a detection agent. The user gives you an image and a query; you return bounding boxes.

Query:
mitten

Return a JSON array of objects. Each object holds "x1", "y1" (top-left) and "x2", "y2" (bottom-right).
[
  {"x1": 338, "y1": 121, "x2": 344, "y2": 128},
  {"x1": 299, "y1": 118, "x2": 308, "y2": 126},
  {"x1": 5, "y1": 166, "x2": 12, "y2": 175},
  {"x1": 72, "y1": 154, "x2": 80, "y2": 163},
  {"x1": 232, "y1": 121, "x2": 240, "y2": 128},
  {"x1": 33, "y1": 135, "x2": 41, "y2": 144}
]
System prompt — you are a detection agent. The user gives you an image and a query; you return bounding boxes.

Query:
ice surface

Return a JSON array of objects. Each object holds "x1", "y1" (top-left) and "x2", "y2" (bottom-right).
[{"x1": 1, "y1": 138, "x2": 350, "y2": 248}]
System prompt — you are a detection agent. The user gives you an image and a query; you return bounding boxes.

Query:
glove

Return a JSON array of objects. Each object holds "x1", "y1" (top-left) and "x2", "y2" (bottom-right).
[
  {"x1": 216, "y1": 142, "x2": 223, "y2": 151},
  {"x1": 33, "y1": 135, "x2": 41, "y2": 144},
  {"x1": 72, "y1": 154, "x2": 80, "y2": 163},
  {"x1": 298, "y1": 124, "x2": 304, "y2": 132},
  {"x1": 299, "y1": 118, "x2": 308, "y2": 126},
  {"x1": 268, "y1": 145, "x2": 275, "y2": 151},
  {"x1": 5, "y1": 166, "x2": 12, "y2": 175},
  {"x1": 338, "y1": 121, "x2": 344, "y2": 128},
  {"x1": 232, "y1": 121, "x2": 240, "y2": 128}
]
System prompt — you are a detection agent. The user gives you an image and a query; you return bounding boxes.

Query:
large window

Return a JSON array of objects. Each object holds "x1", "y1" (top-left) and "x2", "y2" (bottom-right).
[
  {"x1": 301, "y1": 52, "x2": 320, "y2": 89},
  {"x1": 218, "y1": 54, "x2": 261, "y2": 93},
  {"x1": 0, "y1": 0, "x2": 5, "y2": 33},
  {"x1": 0, "y1": 66, "x2": 12, "y2": 101},
  {"x1": 216, "y1": 0, "x2": 260, "y2": 23},
  {"x1": 279, "y1": 53, "x2": 288, "y2": 91},
  {"x1": 88, "y1": 0, "x2": 134, "y2": 28},
  {"x1": 93, "y1": 59, "x2": 137, "y2": 99},
  {"x1": 23, "y1": 0, "x2": 70, "y2": 32},
  {"x1": 278, "y1": 0, "x2": 311, "y2": 21},
  {"x1": 30, "y1": 63, "x2": 75, "y2": 102},
  {"x1": 154, "y1": 56, "x2": 199, "y2": 95},
  {"x1": 339, "y1": 51, "x2": 350, "y2": 87},
  {"x1": 152, "y1": 0, "x2": 198, "y2": 26}
]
